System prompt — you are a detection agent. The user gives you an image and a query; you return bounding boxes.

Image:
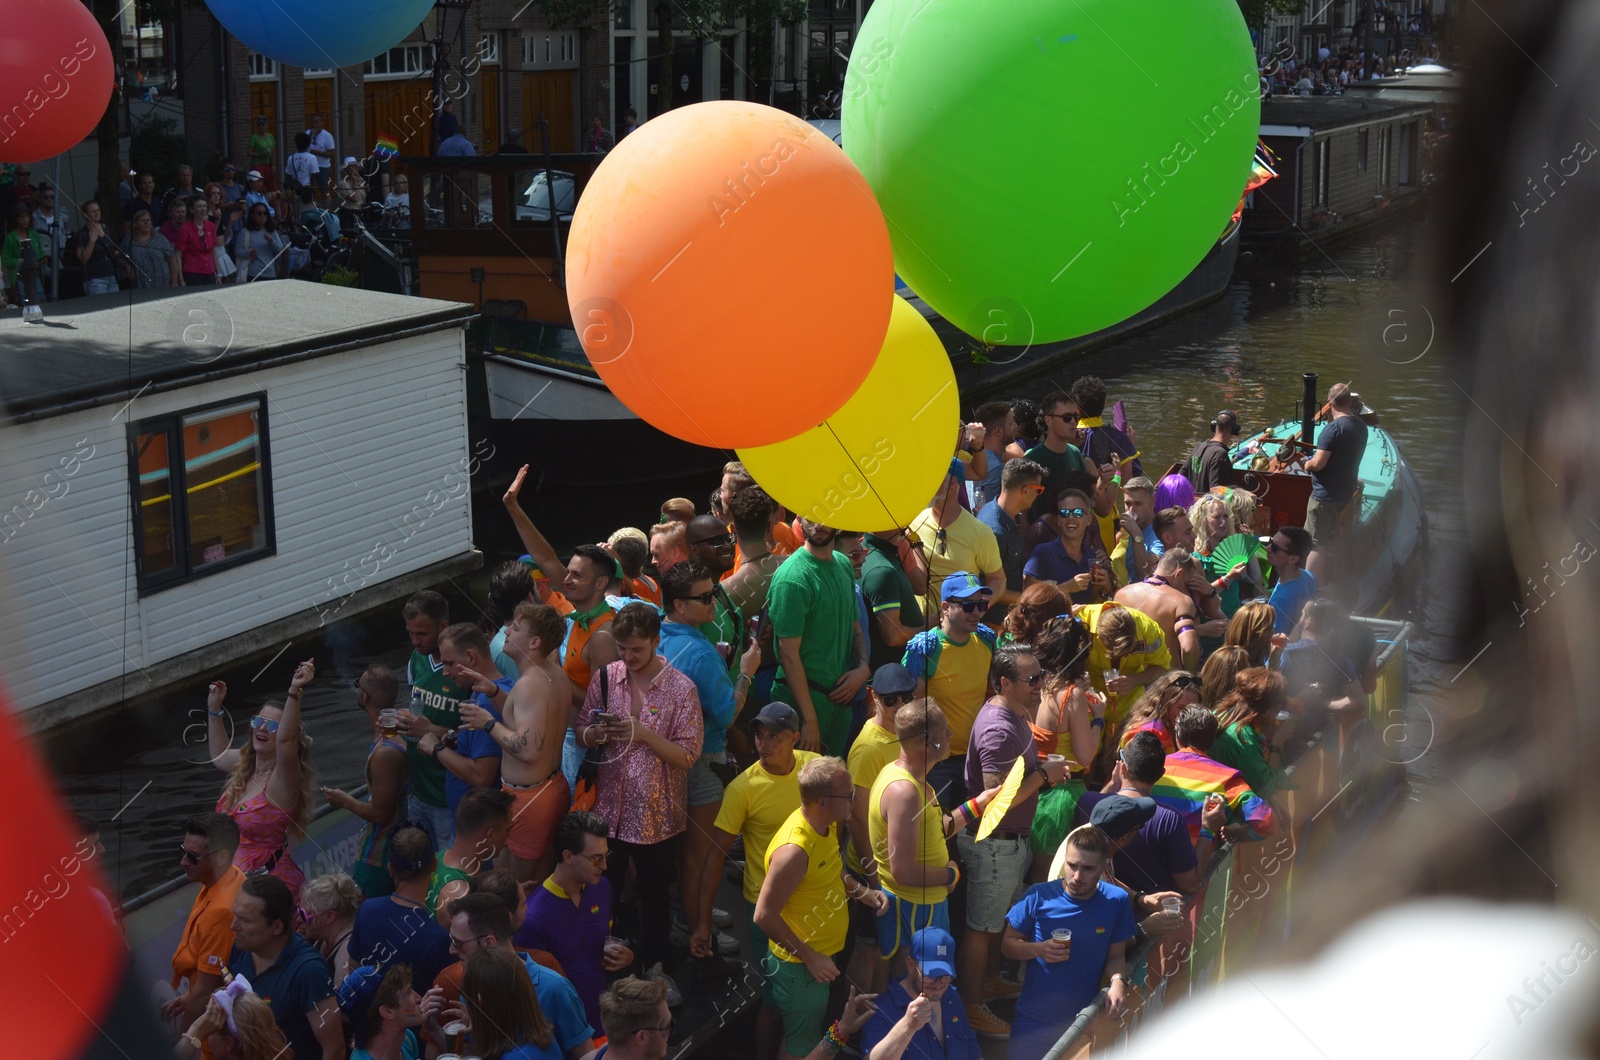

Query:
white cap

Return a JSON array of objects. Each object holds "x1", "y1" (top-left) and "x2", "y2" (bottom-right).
[{"x1": 342, "y1": 156, "x2": 358, "y2": 166}]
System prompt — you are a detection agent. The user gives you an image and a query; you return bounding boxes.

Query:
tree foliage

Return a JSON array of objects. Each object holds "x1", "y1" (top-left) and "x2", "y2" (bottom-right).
[{"x1": 1236, "y1": 0, "x2": 1302, "y2": 34}]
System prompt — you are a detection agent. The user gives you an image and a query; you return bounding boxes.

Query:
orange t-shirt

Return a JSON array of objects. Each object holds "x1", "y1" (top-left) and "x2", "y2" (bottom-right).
[
  {"x1": 563, "y1": 609, "x2": 614, "y2": 693},
  {"x1": 171, "y1": 865, "x2": 245, "y2": 988},
  {"x1": 547, "y1": 590, "x2": 575, "y2": 616},
  {"x1": 630, "y1": 575, "x2": 662, "y2": 606}
]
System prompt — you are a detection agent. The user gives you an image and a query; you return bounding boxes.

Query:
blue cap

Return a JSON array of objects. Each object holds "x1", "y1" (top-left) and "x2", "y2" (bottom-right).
[
  {"x1": 337, "y1": 965, "x2": 384, "y2": 1037},
  {"x1": 940, "y1": 571, "x2": 993, "y2": 602},
  {"x1": 948, "y1": 456, "x2": 965, "y2": 480},
  {"x1": 752, "y1": 701, "x2": 800, "y2": 733},
  {"x1": 872, "y1": 663, "x2": 916, "y2": 696},
  {"x1": 910, "y1": 926, "x2": 957, "y2": 978}
]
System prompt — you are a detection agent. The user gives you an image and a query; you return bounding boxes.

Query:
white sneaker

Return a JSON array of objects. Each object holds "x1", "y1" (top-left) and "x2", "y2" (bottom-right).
[
  {"x1": 711, "y1": 906, "x2": 733, "y2": 929},
  {"x1": 646, "y1": 962, "x2": 683, "y2": 1007}
]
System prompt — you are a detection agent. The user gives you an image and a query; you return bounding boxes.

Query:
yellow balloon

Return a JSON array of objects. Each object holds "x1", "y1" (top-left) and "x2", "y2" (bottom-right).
[{"x1": 739, "y1": 295, "x2": 959, "y2": 532}]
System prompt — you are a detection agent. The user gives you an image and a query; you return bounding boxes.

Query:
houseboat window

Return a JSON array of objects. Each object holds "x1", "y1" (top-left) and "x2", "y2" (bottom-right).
[
  {"x1": 130, "y1": 395, "x2": 274, "y2": 593},
  {"x1": 1398, "y1": 122, "x2": 1417, "y2": 186},
  {"x1": 1358, "y1": 129, "x2": 1369, "y2": 174},
  {"x1": 422, "y1": 167, "x2": 495, "y2": 229},
  {"x1": 512, "y1": 168, "x2": 575, "y2": 225},
  {"x1": 1315, "y1": 139, "x2": 1331, "y2": 206}
]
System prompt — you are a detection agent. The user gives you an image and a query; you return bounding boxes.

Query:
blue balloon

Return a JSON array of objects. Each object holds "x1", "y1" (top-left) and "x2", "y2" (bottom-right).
[{"x1": 206, "y1": 0, "x2": 435, "y2": 70}]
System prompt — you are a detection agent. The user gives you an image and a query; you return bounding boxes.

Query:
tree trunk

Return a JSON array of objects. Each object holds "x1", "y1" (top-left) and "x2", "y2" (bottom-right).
[
  {"x1": 92, "y1": 0, "x2": 124, "y2": 230},
  {"x1": 655, "y1": 1, "x2": 674, "y2": 113}
]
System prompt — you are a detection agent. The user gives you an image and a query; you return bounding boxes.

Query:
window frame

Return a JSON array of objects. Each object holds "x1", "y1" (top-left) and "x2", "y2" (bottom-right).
[{"x1": 127, "y1": 392, "x2": 277, "y2": 596}]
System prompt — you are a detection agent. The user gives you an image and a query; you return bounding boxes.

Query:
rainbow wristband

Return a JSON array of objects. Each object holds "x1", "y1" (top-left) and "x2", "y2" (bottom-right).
[
  {"x1": 1199, "y1": 828, "x2": 1217, "y2": 842},
  {"x1": 824, "y1": 1021, "x2": 849, "y2": 1048},
  {"x1": 962, "y1": 798, "x2": 981, "y2": 824}
]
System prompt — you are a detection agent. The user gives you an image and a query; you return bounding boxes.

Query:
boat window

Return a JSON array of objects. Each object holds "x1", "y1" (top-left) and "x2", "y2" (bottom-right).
[
  {"x1": 129, "y1": 395, "x2": 275, "y2": 594},
  {"x1": 420, "y1": 167, "x2": 496, "y2": 229},
  {"x1": 511, "y1": 168, "x2": 576, "y2": 225}
]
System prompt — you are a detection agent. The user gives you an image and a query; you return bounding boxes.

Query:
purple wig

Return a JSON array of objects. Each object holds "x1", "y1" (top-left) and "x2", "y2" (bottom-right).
[{"x1": 1155, "y1": 473, "x2": 1196, "y2": 514}]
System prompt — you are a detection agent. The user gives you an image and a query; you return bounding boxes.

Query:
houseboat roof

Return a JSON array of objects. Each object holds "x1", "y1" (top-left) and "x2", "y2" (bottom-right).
[
  {"x1": 0, "y1": 281, "x2": 475, "y2": 423},
  {"x1": 1261, "y1": 97, "x2": 1437, "y2": 138}
]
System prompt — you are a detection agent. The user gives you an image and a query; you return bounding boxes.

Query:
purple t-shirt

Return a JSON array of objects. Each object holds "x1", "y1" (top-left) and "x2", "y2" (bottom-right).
[
  {"x1": 516, "y1": 874, "x2": 613, "y2": 1031},
  {"x1": 964, "y1": 700, "x2": 1040, "y2": 834},
  {"x1": 1075, "y1": 792, "x2": 1197, "y2": 895},
  {"x1": 1023, "y1": 537, "x2": 1103, "y2": 604}
]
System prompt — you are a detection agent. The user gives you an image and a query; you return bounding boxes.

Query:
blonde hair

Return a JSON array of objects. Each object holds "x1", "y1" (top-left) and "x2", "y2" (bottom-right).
[
  {"x1": 608, "y1": 526, "x2": 649, "y2": 549},
  {"x1": 1092, "y1": 603, "x2": 1138, "y2": 660},
  {"x1": 227, "y1": 992, "x2": 290, "y2": 1060},
  {"x1": 797, "y1": 756, "x2": 851, "y2": 803},
  {"x1": 1224, "y1": 601, "x2": 1277, "y2": 665},
  {"x1": 300, "y1": 872, "x2": 362, "y2": 917},
  {"x1": 1188, "y1": 494, "x2": 1234, "y2": 555},
  {"x1": 219, "y1": 703, "x2": 316, "y2": 838},
  {"x1": 659, "y1": 498, "x2": 695, "y2": 523},
  {"x1": 1222, "y1": 488, "x2": 1258, "y2": 535}
]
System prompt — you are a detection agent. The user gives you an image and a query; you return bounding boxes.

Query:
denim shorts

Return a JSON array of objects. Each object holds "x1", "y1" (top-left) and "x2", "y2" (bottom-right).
[
  {"x1": 687, "y1": 752, "x2": 727, "y2": 808},
  {"x1": 957, "y1": 831, "x2": 1033, "y2": 933}
]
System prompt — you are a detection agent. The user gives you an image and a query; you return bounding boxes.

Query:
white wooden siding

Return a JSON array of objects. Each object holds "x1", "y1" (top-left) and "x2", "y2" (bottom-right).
[{"x1": 0, "y1": 325, "x2": 473, "y2": 715}]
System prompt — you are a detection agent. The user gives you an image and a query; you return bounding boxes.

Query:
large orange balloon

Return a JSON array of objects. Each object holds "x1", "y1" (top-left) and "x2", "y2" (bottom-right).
[{"x1": 566, "y1": 102, "x2": 894, "y2": 448}]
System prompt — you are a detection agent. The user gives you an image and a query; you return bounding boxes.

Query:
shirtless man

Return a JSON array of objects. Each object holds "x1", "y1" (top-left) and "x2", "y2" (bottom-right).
[
  {"x1": 322, "y1": 665, "x2": 409, "y2": 898},
  {"x1": 1114, "y1": 550, "x2": 1218, "y2": 671},
  {"x1": 458, "y1": 602, "x2": 572, "y2": 882}
]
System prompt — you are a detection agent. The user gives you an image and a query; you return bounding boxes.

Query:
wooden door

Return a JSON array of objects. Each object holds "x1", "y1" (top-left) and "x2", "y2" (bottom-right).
[
  {"x1": 364, "y1": 78, "x2": 435, "y2": 155},
  {"x1": 249, "y1": 82, "x2": 278, "y2": 135},
  {"x1": 481, "y1": 65, "x2": 501, "y2": 149},
  {"x1": 303, "y1": 77, "x2": 333, "y2": 131},
  {"x1": 521, "y1": 70, "x2": 576, "y2": 152}
]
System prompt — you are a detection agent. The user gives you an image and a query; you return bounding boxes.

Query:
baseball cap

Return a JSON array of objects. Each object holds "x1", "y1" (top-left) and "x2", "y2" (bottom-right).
[
  {"x1": 910, "y1": 926, "x2": 957, "y2": 979},
  {"x1": 940, "y1": 571, "x2": 993, "y2": 602},
  {"x1": 1214, "y1": 410, "x2": 1242, "y2": 435},
  {"x1": 336, "y1": 965, "x2": 384, "y2": 1037},
  {"x1": 751, "y1": 702, "x2": 800, "y2": 733},
  {"x1": 245, "y1": 170, "x2": 263, "y2": 180},
  {"x1": 948, "y1": 456, "x2": 965, "y2": 480},
  {"x1": 516, "y1": 554, "x2": 551, "y2": 580},
  {"x1": 343, "y1": 155, "x2": 359, "y2": 166},
  {"x1": 1088, "y1": 794, "x2": 1157, "y2": 839},
  {"x1": 872, "y1": 663, "x2": 916, "y2": 697}
]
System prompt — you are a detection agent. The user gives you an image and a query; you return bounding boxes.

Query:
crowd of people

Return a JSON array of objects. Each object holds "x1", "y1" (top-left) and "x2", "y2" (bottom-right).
[
  {"x1": 1259, "y1": 41, "x2": 1445, "y2": 97},
  {"x1": 143, "y1": 373, "x2": 1376, "y2": 1060}
]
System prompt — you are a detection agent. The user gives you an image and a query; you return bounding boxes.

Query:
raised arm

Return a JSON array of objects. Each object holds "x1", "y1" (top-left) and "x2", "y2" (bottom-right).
[
  {"x1": 205, "y1": 681, "x2": 241, "y2": 774},
  {"x1": 501, "y1": 464, "x2": 564, "y2": 577},
  {"x1": 267, "y1": 659, "x2": 313, "y2": 809}
]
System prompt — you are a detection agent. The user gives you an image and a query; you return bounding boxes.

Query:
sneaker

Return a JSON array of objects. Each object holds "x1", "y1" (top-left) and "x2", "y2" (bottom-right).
[
  {"x1": 711, "y1": 906, "x2": 733, "y2": 929},
  {"x1": 647, "y1": 962, "x2": 684, "y2": 1008},
  {"x1": 982, "y1": 975, "x2": 1022, "y2": 1001},
  {"x1": 669, "y1": 919, "x2": 741, "y2": 956},
  {"x1": 964, "y1": 1002, "x2": 1011, "y2": 1039}
]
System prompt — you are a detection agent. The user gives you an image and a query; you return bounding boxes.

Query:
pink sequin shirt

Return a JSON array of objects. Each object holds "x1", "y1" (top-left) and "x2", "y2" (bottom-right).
[{"x1": 579, "y1": 659, "x2": 703, "y2": 845}]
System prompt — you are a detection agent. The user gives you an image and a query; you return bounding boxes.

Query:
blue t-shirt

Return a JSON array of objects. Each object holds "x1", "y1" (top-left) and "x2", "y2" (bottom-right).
[
  {"x1": 445, "y1": 684, "x2": 507, "y2": 818},
  {"x1": 659, "y1": 621, "x2": 737, "y2": 755},
  {"x1": 348, "y1": 895, "x2": 455, "y2": 991},
  {"x1": 226, "y1": 934, "x2": 334, "y2": 1060},
  {"x1": 1310, "y1": 415, "x2": 1368, "y2": 503},
  {"x1": 861, "y1": 978, "x2": 982, "y2": 1060},
  {"x1": 969, "y1": 446, "x2": 1005, "y2": 510},
  {"x1": 1075, "y1": 792, "x2": 1197, "y2": 896},
  {"x1": 353, "y1": 1029, "x2": 420, "y2": 1060},
  {"x1": 522, "y1": 954, "x2": 595, "y2": 1056},
  {"x1": 1268, "y1": 570, "x2": 1318, "y2": 636},
  {"x1": 1023, "y1": 538, "x2": 1101, "y2": 603},
  {"x1": 1006, "y1": 879, "x2": 1136, "y2": 1022},
  {"x1": 976, "y1": 500, "x2": 1024, "y2": 594}
]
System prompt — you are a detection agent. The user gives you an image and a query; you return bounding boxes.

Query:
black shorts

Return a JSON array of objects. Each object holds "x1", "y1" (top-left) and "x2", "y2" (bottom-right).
[{"x1": 847, "y1": 869, "x2": 880, "y2": 941}]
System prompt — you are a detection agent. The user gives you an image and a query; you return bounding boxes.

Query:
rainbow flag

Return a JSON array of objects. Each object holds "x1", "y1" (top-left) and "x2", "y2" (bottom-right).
[
  {"x1": 373, "y1": 135, "x2": 400, "y2": 159},
  {"x1": 1152, "y1": 749, "x2": 1275, "y2": 843}
]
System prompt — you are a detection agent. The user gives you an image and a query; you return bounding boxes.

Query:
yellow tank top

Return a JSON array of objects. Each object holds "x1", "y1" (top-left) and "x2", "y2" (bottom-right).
[
  {"x1": 763, "y1": 805, "x2": 848, "y2": 962},
  {"x1": 868, "y1": 762, "x2": 947, "y2": 905}
]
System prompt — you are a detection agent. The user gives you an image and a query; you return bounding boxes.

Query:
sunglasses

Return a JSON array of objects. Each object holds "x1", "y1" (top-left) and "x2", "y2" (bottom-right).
[
  {"x1": 1045, "y1": 411, "x2": 1080, "y2": 421},
  {"x1": 690, "y1": 532, "x2": 734, "y2": 549},
  {"x1": 1022, "y1": 484, "x2": 1047, "y2": 495},
  {"x1": 679, "y1": 590, "x2": 718, "y2": 605},
  {"x1": 180, "y1": 845, "x2": 208, "y2": 864},
  {"x1": 1058, "y1": 507, "x2": 1088, "y2": 519},
  {"x1": 250, "y1": 715, "x2": 280, "y2": 733},
  {"x1": 877, "y1": 693, "x2": 910, "y2": 708},
  {"x1": 1268, "y1": 540, "x2": 1289, "y2": 553},
  {"x1": 1024, "y1": 671, "x2": 1045, "y2": 686},
  {"x1": 950, "y1": 599, "x2": 988, "y2": 613},
  {"x1": 1170, "y1": 674, "x2": 1200, "y2": 690},
  {"x1": 580, "y1": 851, "x2": 609, "y2": 867}
]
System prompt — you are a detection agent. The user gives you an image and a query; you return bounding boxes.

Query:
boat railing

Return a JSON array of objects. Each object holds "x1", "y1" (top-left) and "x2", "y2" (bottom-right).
[{"x1": 119, "y1": 784, "x2": 370, "y2": 916}]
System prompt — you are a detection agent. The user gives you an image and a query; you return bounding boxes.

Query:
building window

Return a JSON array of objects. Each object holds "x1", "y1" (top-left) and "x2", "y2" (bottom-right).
[
  {"x1": 364, "y1": 44, "x2": 437, "y2": 80},
  {"x1": 302, "y1": 68, "x2": 333, "y2": 78},
  {"x1": 475, "y1": 34, "x2": 500, "y2": 65},
  {"x1": 247, "y1": 53, "x2": 278, "y2": 81},
  {"x1": 524, "y1": 32, "x2": 579, "y2": 69},
  {"x1": 1314, "y1": 139, "x2": 1331, "y2": 206},
  {"x1": 1357, "y1": 129, "x2": 1368, "y2": 173},
  {"x1": 130, "y1": 395, "x2": 274, "y2": 594}
]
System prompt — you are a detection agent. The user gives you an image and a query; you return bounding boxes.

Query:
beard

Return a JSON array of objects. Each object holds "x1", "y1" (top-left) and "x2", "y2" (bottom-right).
[{"x1": 805, "y1": 526, "x2": 838, "y2": 548}]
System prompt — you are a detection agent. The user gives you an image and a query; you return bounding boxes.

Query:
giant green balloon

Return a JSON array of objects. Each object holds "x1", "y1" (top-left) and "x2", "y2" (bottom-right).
[{"x1": 842, "y1": 0, "x2": 1258, "y2": 344}]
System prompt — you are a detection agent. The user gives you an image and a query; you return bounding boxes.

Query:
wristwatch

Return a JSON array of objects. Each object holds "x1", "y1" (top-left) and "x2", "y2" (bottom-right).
[
  {"x1": 1110, "y1": 973, "x2": 1129, "y2": 986},
  {"x1": 483, "y1": 717, "x2": 498, "y2": 736}
]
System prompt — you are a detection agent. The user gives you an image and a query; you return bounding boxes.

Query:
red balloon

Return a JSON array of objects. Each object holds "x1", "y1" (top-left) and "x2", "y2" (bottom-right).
[{"x1": 0, "y1": 0, "x2": 116, "y2": 163}]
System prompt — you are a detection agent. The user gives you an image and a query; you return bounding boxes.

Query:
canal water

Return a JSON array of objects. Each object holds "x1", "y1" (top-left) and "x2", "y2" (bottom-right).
[{"x1": 43, "y1": 205, "x2": 1461, "y2": 903}]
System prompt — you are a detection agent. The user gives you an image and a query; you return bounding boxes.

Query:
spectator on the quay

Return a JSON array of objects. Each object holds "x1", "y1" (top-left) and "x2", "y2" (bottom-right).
[
  {"x1": 159, "y1": 196, "x2": 188, "y2": 245},
  {"x1": 248, "y1": 116, "x2": 277, "y2": 190},
  {"x1": 163, "y1": 813, "x2": 245, "y2": 1031},
  {"x1": 429, "y1": 623, "x2": 507, "y2": 820},
  {"x1": 443, "y1": 893, "x2": 597, "y2": 1058},
  {"x1": 73, "y1": 199, "x2": 121, "y2": 295},
  {"x1": 1002, "y1": 824, "x2": 1134, "y2": 1058},
  {"x1": 164, "y1": 164, "x2": 200, "y2": 213},
  {"x1": 426, "y1": 787, "x2": 514, "y2": 923},
  {"x1": 4, "y1": 203, "x2": 46, "y2": 303},
  {"x1": 769, "y1": 519, "x2": 870, "y2": 755},
  {"x1": 30, "y1": 182, "x2": 60, "y2": 284},
  {"x1": 861, "y1": 926, "x2": 982, "y2": 1060},
  {"x1": 242, "y1": 170, "x2": 274, "y2": 219},
  {"x1": 175, "y1": 198, "x2": 220, "y2": 287},
  {"x1": 305, "y1": 115, "x2": 336, "y2": 195},
  {"x1": 321, "y1": 664, "x2": 408, "y2": 898},
  {"x1": 977, "y1": 458, "x2": 1046, "y2": 622},
  {"x1": 218, "y1": 163, "x2": 246, "y2": 203},
  {"x1": 910, "y1": 464, "x2": 1007, "y2": 615},
  {"x1": 902, "y1": 572, "x2": 999, "y2": 807},
  {"x1": 755, "y1": 756, "x2": 882, "y2": 1059},
  {"x1": 395, "y1": 591, "x2": 467, "y2": 849},
  {"x1": 438, "y1": 128, "x2": 477, "y2": 157},
  {"x1": 118, "y1": 208, "x2": 178, "y2": 288},
  {"x1": 957, "y1": 646, "x2": 1069, "y2": 1038},
  {"x1": 497, "y1": 129, "x2": 530, "y2": 154},
  {"x1": 349, "y1": 827, "x2": 456, "y2": 989},
  {"x1": 283, "y1": 133, "x2": 320, "y2": 215},
  {"x1": 586, "y1": 114, "x2": 615, "y2": 153},
  {"x1": 128, "y1": 171, "x2": 161, "y2": 230},
  {"x1": 207, "y1": 661, "x2": 315, "y2": 901},
  {"x1": 575, "y1": 602, "x2": 703, "y2": 998},
  {"x1": 515, "y1": 811, "x2": 633, "y2": 1032},
  {"x1": 336, "y1": 156, "x2": 369, "y2": 215},
  {"x1": 620, "y1": 108, "x2": 638, "y2": 138},
  {"x1": 1304, "y1": 383, "x2": 1369, "y2": 579},
  {"x1": 296, "y1": 872, "x2": 361, "y2": 987},
  {"x1": 226, "y1": 875, "x2": 342, "y2": 1060},
  {"x1": 1022, "y1": 390, "x2": 1089, "y2": 522},
  {"x1": 232, "y1": 202, "x2": 285, "y2": 282},
  {"x1": 693, "y1": 701, "x2": 815, "y2": 1048}
]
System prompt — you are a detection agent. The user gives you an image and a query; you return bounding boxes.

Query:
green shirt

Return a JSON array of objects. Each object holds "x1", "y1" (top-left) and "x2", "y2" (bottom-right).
[
  {"x1": 1024, "y1": 440, "x2": 1088, "y2": 521},
  {"x1": 1209, "y1": 721, "x2": 1281, "y2": 798},
  {"x1": 425, "y1": 856, "x2": 472, "y2": 917},
  {"x1": 859, "y1": 535, "x2": 925, "y2": 672},
  {"x1": 248, "y1": 131, "x2": 276, "y2": 167},
  {"x1": 769, "y1": 548, "x2": 859, "y2": 720},
  {"x1": 406, "y1": 651, "x2": 464, "y2": 809}
]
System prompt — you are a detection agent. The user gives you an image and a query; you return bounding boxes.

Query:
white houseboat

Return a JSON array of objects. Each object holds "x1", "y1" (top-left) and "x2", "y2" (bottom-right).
[{"x1": 0, "y1": 282, "x2": 481, "y2": 732}]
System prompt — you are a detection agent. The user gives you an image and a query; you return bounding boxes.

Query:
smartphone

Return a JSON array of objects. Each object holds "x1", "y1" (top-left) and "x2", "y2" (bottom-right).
[
  {"x1": 594, "y1": 712, "x2": 620, "y2": 725},
  {"x1": 748, "y1": 615, "x2": 763, "y2": 646}
]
